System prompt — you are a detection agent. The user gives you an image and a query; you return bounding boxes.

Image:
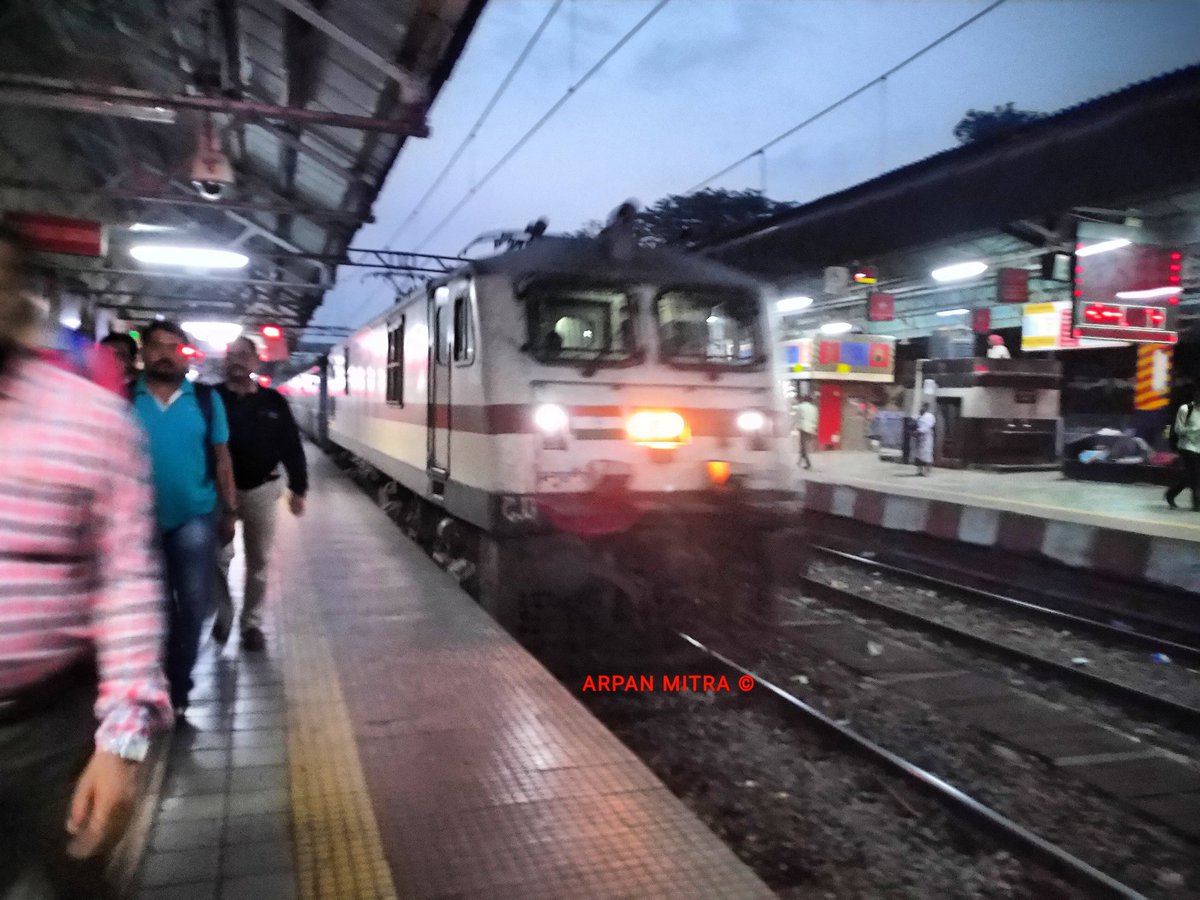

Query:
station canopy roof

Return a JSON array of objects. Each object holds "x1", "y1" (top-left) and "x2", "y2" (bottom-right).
[
  {"x1": 0, "y1": 0, "x2": 487, "y2": 337},
  {"x1": 704, "y1": 63, "x2": 1200, "y2": 289}
]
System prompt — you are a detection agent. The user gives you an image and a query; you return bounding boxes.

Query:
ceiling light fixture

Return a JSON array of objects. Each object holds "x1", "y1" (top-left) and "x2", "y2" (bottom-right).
[
  {"x1": 935, "y1": 308, "x2": 970, "y2": 317},
  {"x1": 131, "y1": 245, "x2": 249, "y2": 269},
  {"x1": 819, "y1": 321, "x2": 853, "y2": 335},
  {"x1": 182, "y1": 321, "x2": 244, "y2": 345},
  {"x1": 1114, "y1": 286, "x2": 1183, "y2": 300},
  {"x1": 1076, "y1": 238, "x2": 1131, "y2": 258},
  {"x1": 777, "y1": 295, "x2": 814, "y2": 313},
  {"x1": 931, "y1": 261, "x2": 987, "y2": 282}
]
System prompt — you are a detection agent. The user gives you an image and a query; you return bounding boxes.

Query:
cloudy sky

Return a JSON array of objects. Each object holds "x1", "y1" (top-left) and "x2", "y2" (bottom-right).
[{"x1": 308, "y1": 0, "x2": 1200, "y2": 332}]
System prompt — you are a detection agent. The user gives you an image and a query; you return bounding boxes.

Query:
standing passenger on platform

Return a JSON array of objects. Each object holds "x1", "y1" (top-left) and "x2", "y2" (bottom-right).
[
  {"x1": 99, "y1": 331, "x2": 139, "y2": 385},
  {"x1": 914, "y1": 403, "x2": 936, "y2": 476},
  {"x1": 212, "y1": 336, "x2": 308, "y2": 651},
  {"x1": 1166, "y1": 385, "x2": 1200, "y2": 510},
  {"x1": 986, "y1": 334, "x2": 1011, "y2": 359},
  {"x1": 794, "y1": 393, "x2": 818, "y2": 470},
  {"x1": 131, "y1": 320, "x2": 238, "y2": 715},
  {"x1": 0, "y1": 224, "x2": 172, "y2": 899}
]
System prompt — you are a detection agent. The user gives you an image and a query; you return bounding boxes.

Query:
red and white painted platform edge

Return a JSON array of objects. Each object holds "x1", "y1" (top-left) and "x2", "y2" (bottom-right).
[{"x1": 797, "y1": 453, "x2": 1200, "y2": 594}]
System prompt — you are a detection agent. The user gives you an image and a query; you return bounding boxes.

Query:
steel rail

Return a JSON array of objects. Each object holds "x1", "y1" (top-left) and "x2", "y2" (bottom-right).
[{"x1": 679, "y1": 632, "x2": 1146, "y2": 900}]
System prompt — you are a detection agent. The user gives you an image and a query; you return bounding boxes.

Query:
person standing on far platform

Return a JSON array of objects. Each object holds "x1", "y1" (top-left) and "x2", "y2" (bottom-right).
[
  {"x1": 986, "y1": 334, "x2": 1011, "y2": 359},
  {"x1": 914, "y1": 403, "x2": 936, "y2": 476},
  {"x1": 794, "y1": 392, "x2": 818, "y2": 470},
  {"x1": 211, "y1": 336, "x2": 308, "y2": 652},
  {"x1": 130, "y1": 320, "x2": 238, "y2": 716},
  {"x1": 0, "y1": 224, "x2": 172, "y2": 899},
  {"x1": 1166, "y1": 384, "x2": 1200, "y2": 510}
]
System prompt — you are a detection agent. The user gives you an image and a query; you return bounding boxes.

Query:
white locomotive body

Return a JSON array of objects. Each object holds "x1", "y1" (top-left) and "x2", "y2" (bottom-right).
[{"x1": 288, "y1": 229, "x2": 792, "y2": 618}]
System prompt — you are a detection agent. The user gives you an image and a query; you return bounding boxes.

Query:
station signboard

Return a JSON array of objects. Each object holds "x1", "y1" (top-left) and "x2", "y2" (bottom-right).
[
  {"x1": 1072, "y1": 242, "x2": 1181, "y2": 344},
  {"x1": 782, "y1": 335, "x2": 895, "y2": 382},
  {"x1": 1021, "y1": 301, "x2": 1126, "y2": 351}
]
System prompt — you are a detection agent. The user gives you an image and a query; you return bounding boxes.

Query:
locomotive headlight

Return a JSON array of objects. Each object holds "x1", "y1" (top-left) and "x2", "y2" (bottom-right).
[
  {"x1": 534, "y1": 403, "x2": 570, "y2": 433},
  {"x1": 627, "y1": 409, "x2": 690, "y2": 449},
  {"x1": 737, "y1": 410, "x2": 767, "y2": 432}
]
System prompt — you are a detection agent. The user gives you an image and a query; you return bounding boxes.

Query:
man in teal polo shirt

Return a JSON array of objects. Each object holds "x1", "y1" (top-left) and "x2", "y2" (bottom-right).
[{"x1": 131, "y1": 320, "x2": 238, "y2": 715}]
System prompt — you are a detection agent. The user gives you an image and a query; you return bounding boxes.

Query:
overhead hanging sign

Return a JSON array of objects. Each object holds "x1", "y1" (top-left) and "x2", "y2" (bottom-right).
[
  {"x1": 1021, "y1": 301, "x2": 1127, "y2": 351},
  {"x1": 6, "y1": 212, "x2": 106, "y2": 257},
  {"x1": 782, "y1": 336, "x2": 895, "y2": 382}
]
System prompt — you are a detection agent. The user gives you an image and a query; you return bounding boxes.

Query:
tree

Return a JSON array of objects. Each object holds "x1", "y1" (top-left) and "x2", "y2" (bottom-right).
[
  {"x1": 953, "y1": 102, "x2": 1043, "y2": 144},
  {"x1": 574, "y1": 188, "x2": 798, "y2": 248}
]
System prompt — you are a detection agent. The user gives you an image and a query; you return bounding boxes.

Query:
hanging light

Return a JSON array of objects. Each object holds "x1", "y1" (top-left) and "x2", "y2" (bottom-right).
[
  {"x1": 131, "y1": 245, "x2": 249, "y2": 269},
  {"x1": 777, "y1": 295, "x2": 814, "y2": 313},
  {"x1": 931, "y1": 261, "x2": 987, "y2": 282}
]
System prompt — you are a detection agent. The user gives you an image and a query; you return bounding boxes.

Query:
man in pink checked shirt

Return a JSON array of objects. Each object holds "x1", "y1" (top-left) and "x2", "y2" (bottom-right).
[{"x1": 0, "y1": 223, "x2": 173, "y2": 899}]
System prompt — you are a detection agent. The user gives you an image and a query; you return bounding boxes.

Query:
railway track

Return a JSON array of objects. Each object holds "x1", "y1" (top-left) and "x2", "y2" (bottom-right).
[
  {"x1": 813, "y1": 544, "x2": 1200, "y2": 666},
  {"x1": 796, "y1": 554, "x2": 1200, "y2": 739},
  {"x1": 680, "y1": 632, "x2": 1147, "y2": 900}
]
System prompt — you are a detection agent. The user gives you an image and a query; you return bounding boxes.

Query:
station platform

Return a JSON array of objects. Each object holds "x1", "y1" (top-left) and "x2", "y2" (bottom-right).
[
  {"x1": 130, "y1": 451, "x2": 771, "y2": 900},
  {"x1": 798, "y1": 452, "x2": 1200, "y2": 593}
]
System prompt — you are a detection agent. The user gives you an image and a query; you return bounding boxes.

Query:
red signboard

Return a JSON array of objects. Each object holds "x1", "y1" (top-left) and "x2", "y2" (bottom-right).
[
  {"x1": 997, "y1": 268, "x2": 1029, "y2": 303},
  {"x1": 6, "y1": 212, "x2": 106, "y2": 257},
  {"x1": 868, "y1": 343, "x2": 891, "y2": 368},
  {"x1": 972, "y1": 308, "x2": 992, "y2": 334},
  {"x1": 867, "y1": 292, "x2": 894, "y2": 322}
]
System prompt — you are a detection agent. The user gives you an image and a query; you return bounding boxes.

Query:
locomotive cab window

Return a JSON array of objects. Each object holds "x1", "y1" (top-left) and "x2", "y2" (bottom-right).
[
  {"x1": 656, "y1": 289, "x2": 761, "y2": 367},
  {"x1": 522, "y1": 282, "x2": 636, "y2": 365},
  {"x1": 386, "y1": 318, "x2": 404, "y2": 405}
]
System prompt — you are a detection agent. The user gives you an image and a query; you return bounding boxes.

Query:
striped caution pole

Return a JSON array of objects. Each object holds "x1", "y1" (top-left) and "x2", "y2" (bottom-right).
[{"x1": 1135, "y1": 343, "x2": 1172, "y2": 411}]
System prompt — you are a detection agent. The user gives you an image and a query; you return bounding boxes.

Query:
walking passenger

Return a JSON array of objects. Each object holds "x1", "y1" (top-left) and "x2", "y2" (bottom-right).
[
  {"x1": 99, "y1": 331, "x2": 139, "y2": 385},
  {"x1": 1166, "y1": 384, "x2": 1200, "y2": 510},
  {"x1": 794, "y1": 392, "x2": 818, "y2": 470},
  {"x1": 0, "y1": 224, "x2": 172, "y2": 898},
  {"x1": 914, "y1": 403, "x2": 936, "y2": 476},
  {"x1": 213, "y1": 336, "x2": 308, "y2": 651},
  {"x1": 130, "y1": 320, "x2": 237, "y2": 715}
]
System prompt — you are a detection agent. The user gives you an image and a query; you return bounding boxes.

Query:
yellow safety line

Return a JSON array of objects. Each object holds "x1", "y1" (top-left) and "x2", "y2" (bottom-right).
[{"x1": 279, "y1": 539, "x2": 400, "y2": 900}]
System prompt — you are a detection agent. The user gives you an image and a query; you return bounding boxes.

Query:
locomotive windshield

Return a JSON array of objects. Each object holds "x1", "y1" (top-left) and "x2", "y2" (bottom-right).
[
  {"x1": 656, "y1": 289, "x2": 761, "y2": 366},
  {"x1": 523, "y1": 282, "x2": 637, "y2": 364}
]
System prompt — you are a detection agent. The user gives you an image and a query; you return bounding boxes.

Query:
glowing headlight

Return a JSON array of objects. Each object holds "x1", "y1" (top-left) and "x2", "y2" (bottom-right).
[
  {"x1": 627, "y1": 409, "x2": 689, "y2": 448},
  {"x1": 534, "y1": 403, "x2": 569, "y2": 433},
  {"x1": 737, "y1": 410, "x2": 766, "y2": 432}
]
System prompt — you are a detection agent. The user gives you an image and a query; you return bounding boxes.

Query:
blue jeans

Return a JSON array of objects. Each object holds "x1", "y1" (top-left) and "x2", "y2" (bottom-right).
[{"x1": 161, "y1": 512, "x2": 217, "y2": 709}]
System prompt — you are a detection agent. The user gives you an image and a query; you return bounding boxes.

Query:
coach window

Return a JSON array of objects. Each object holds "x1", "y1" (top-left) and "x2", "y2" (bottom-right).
[
  {"x1": 386, "y1": 317, "x2": 405, "y2": 405},
  {"x1": 452, "y1": 292, "x2": 474, "y2": 365}
]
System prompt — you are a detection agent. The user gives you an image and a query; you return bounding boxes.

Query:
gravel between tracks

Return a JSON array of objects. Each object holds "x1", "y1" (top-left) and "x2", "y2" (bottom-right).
[
  {"x1": 675, "y1": 602, "x2": 1200, "y2": 897},
  {"x1": 581, "y1": 685, "x2": 1072, "y2": 899}
]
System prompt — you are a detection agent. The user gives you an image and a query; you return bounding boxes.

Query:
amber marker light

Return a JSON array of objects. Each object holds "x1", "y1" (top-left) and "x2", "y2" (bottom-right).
[
  {"x1": 626, "y1": 409, "x2": 690, "y2": 449},
  {"x1": 706, "y1": 460, "x2": 732, "y2": 486}
]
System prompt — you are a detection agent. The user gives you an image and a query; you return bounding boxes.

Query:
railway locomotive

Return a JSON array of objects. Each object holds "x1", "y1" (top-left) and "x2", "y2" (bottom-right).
[{"x1": 287, "y1": 212, "x2": 793, "y2": 633}]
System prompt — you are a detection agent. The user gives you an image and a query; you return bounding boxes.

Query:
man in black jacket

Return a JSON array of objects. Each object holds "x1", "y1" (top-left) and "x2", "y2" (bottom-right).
[{"x1": 213, "y1": 336, "x2": 307, "y2": 651}]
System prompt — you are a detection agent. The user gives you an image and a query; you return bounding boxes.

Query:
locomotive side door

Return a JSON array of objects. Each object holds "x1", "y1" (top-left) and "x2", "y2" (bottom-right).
[{"x1": 427, "y1": 284, "x2": 452, "y2": 479}]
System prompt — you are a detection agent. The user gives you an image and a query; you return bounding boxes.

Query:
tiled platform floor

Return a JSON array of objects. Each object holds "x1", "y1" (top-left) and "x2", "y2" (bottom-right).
[
  {"x1": 800, "y1": 450, "x2": 1200, "y2": 543},
  {"x1": 132, "y1": 448, "x2": 772, "y2": 899}
]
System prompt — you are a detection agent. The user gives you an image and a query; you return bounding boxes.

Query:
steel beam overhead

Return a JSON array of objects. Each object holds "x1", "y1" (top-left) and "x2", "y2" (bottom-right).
[
  {"x1": 0, "y1": 74, "x2": 429, "y2": 135},
  {"x1": 264, "y1": 0, "x2": 426, "y2": 103},
  {"x1": 0, "y1": 180, "x2": 372, "y2": 223},
  {"x1": 50, "y1": 266, "x2": 326, "y2": 292}
]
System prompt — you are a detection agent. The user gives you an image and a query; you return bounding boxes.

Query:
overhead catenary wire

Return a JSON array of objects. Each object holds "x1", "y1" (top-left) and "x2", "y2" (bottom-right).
[
  {"x1": 378, "y1": 0, "x2": 567, "y2": 250},
  {"x1": 415, "y1": 0, "x2": 673, "y2": 252},
  {"x1": 684, "y1": 0, "x2": 1010, "y2": 194}
]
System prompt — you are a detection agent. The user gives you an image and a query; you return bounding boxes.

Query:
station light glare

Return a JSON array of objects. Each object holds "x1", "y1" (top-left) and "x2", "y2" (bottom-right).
[
  {"x1": 736, "y1": 410, "x2": 767, "y2": 432},
  {"x1": 818, "y1": 321, "x2": 853, "y2": 334},
  {"x1": 776, "y1": 295, "x2": 814, "y2": 313},
  {"x1": 1075, "y1": 238, "x2": 1131, "y2": 258},
  {"x1": 261, "y1": 324, "x2": 283, "y2": 339},
  {"x1": 128, "y1": 223, "x2": 177, "y2": 233},
  {"x1": 182, "y1": 321, "x2": 243, "y2": 345},
  {"x1": 59, "y1": 314, "x2": 82, "y2": 330},
  {"x1": 930, "y1": 261, "x2": 988, "y2": 282},
  {"x1": 533, "y1": 403, "x2": 569, "y2": 433},
  {"x1": 935, "y1": 308, "x2": 971, "y2": 317},
  {"x1": 130, "y1": 245, "x2": 249, "y2": 269},
  {"x1": 1114, "y1": 287, "x2": 1183, "y2": 300}
]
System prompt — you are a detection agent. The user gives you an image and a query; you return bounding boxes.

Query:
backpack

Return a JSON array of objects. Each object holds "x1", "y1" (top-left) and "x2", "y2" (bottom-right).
[
  {"x1": 127, "y1": 380, "x2": 217, "y2": 479},
  {"x1": 1169, "y1": 403, "x2": 1192, "y2": 452}
]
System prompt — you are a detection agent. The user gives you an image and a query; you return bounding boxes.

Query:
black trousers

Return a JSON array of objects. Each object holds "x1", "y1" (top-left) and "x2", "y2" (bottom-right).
[
  {"x1": 799, "y1": 432, "x2": 812, "y2": 469},
  {"x1": 1167, "y1": 448, "x2": 1200, "y2": 510},
  {"x1": 0, "y1": 678, "x2": 114, "y2": 900}
]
